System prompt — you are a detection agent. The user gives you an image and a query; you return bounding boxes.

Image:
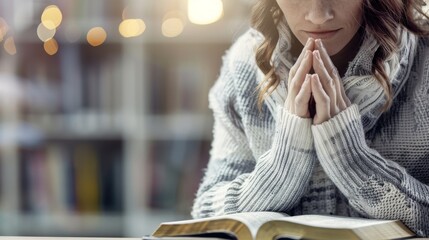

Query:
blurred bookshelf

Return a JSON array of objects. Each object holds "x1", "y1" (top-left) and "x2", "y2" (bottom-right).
[{"x1": 0, "y1": 0, "x2": 251, "y2": 237}]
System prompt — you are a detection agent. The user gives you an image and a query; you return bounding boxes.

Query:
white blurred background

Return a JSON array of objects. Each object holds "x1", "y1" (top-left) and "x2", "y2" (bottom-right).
[{"x1": 0, "y1": 0, "x2": 251, "y2": 237}]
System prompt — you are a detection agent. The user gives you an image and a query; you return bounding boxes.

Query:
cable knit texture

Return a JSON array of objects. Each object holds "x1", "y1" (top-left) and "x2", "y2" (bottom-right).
[{"x1": 191, "y1": 22, "x2": 429, "y2": 237}]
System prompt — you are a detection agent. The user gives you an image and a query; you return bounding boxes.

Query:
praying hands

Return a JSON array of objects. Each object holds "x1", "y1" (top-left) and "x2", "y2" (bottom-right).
[{"x1": 284, "y1": 38, "x2": 352, "y2": 124}]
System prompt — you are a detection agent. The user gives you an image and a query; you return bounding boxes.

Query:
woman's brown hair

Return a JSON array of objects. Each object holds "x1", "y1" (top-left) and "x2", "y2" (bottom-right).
[{"x1": 251, "y1": 0, "x2": 429, "y2": 112}]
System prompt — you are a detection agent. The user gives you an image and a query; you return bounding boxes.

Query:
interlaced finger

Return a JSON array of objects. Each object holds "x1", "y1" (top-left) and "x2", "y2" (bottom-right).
[
  {"x1": 288, "y1": 38, "x2": 315, "y2": 85},
  {"x1": 331, "y1": 68, "x2": 347, "y2": 110},
  {"x1": 311, "y1": 74, "x2": 331, "y2": 124},
  {"x1": 315, "y1": 39, "x2": 348, "y2": 112},
  {"x1": 294, "y1": 74, "x2": 312, "y2": 118},
  {"x1": 315, "y1": 39, "x2": 336, "y2": 79},
  {"x1": 312, "y1": 50, "x2": 337, "y2": 116},
  {"x1": 285, "y1": 49, "x2": 313, "y2": 112}
]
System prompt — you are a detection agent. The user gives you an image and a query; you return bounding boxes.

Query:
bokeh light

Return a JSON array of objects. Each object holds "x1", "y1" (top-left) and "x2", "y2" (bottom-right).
[
  {"x1": 188, "y1": 0, "x2": 223, "y2": 25},
  {"x1": 37, "y1": 22, "x2": 56, "y2": 42},
  {"x1": 4, "y1": 36, "x2": 16, "y2": 55},
  {"x1": 44, "y1": 38, "x2": 59, "y2": 55},
  {"x1": 87, "y1": 27, "x2": 107, "y2": 47},
  {"x1": 162, "y1": 18, "x2": 184, "y2": 38},
  {"x1": 41, "y1": 5, "x2": 63, "y2": 30},
  {"x1": 119, "y1": 19, "x2": 146, "y2": 38}
]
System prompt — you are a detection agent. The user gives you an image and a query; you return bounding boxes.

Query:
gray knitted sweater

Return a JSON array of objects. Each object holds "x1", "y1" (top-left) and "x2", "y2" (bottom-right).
[{"x1": 192, "y1": 27, "x2": 429, "y2": 237}]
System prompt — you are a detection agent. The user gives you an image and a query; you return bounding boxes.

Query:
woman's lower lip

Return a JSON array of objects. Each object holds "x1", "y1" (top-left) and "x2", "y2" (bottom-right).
[{"x1": 304, "y1": 30, "x2": 340, "y2": 39}]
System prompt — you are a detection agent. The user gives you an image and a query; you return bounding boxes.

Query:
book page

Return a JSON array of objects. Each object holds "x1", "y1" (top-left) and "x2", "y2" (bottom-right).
[
  {"x1": 257, "y1": 215, "x2": 414, "y2": 240},
  {"x1": 225, "y1": 212, "x2": 289, "y2": 237},
  {"x1": 160, "y1": 211, "x2": 288, "y2": 238},
  {"x1": 280, "y1": 215, "x2": 396, "y2": 229},
  {"x1": 143, "y1": 237, "x2": 228, "y2": 240}
]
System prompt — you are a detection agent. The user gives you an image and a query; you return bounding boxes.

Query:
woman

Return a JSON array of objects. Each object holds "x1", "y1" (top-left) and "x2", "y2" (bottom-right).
[{"x1": 192, "y1": 0, "x2": 429, "y2": 236}]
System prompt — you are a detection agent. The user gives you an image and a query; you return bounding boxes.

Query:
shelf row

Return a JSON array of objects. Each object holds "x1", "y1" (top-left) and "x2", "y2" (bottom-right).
[
  {"x1": 4, "y1": 42, "x2": 228, "y2": 116},
  {"x1": 0, "y1": 139, "x2": 210, "y2": 215},
  {"x1": 0, "y1": 113, "x2": 213, "y2": 145}
]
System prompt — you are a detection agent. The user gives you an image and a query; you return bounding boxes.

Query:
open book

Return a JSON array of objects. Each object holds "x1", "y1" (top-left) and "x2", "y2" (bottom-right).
[{"x1": 151, "y1": 211, "x2": 415, "y2": 240}]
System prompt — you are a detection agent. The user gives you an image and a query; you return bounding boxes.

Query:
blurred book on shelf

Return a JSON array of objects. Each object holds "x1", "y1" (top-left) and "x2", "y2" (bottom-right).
[
  {"x1": 19, "y1": 141, "x2": 124, "y2": 215},
  {"x1": 148, "y1": 140, "x2": 210, "y2": 214},
  {"x1": 147, "y1": 43, "x2": 227, "y2": 115}
]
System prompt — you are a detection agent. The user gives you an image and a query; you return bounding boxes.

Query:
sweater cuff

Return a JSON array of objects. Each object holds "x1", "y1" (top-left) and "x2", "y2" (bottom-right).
[
  {"x1": 275, "y1": 106, "x2": 314, "y2": 152},
  {"x1": 311, "y1": 104, "x2": 363, "y2": 147},
  {"x1": 311, "y1": 105, "x2": 369, "y2": 184},
  {"x1": 311, "y1": 104, "x2": 402, "y2": 187}
]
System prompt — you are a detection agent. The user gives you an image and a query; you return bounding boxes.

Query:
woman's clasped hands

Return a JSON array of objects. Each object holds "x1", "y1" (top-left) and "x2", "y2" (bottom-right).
[{"x1": 284, "y1": 38, "x2": 352, "y2": 125}]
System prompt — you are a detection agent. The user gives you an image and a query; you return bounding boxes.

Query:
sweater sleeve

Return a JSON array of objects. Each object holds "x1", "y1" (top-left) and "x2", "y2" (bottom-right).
[
  {"x1": 191, "y1": 48, "x2": 316, "y2": 218},
  {"x1": 311, "y1": 104, "x2": 429, "y2": 237}
]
